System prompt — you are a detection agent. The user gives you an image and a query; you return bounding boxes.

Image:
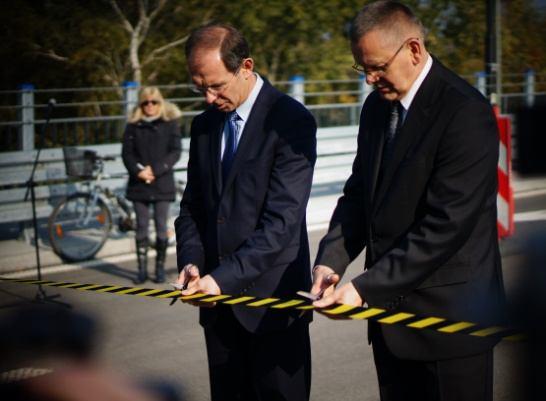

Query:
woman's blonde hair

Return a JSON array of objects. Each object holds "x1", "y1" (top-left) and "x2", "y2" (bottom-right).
[{"x1": 128, "y1": 86, "x2": 182, "y2": 123}]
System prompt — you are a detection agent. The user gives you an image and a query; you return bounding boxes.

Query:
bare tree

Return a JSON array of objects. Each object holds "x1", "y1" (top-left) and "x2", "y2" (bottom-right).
[{"x1": 108, "y1": 0, "x2": 189, "y2": 84}]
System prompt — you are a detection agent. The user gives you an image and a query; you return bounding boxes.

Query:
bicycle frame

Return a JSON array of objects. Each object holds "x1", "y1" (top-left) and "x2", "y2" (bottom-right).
[{"x1": 75, "y1": 158, "x2": 133, "y2": 230}]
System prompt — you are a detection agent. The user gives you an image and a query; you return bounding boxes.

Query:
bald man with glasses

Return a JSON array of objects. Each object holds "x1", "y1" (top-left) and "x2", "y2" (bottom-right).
[
  {"x1": 175, "y1": 23, "x2": 316, "y2": 401},
  {"x1": 311, "y1": 2, "x2": 505, "y2": 400}
]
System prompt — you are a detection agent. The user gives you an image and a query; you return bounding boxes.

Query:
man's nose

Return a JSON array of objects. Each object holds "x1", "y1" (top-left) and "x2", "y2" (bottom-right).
[
  {"x1": 366, "y1": 73, "x2": 379, "y2": 86},
  {"x1": 204, "y1": 91, "x2": 217, "y2": 104}
]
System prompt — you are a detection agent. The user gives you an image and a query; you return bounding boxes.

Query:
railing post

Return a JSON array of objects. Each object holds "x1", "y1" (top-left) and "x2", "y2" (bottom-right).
[
  {"x1": 290, "y1": 75, "x2": 305, "y2": 104},
  {"x1": 475, "y1": 71, "x2": 487, "y2": 97},
  {"x1": 359, "y1": 75, "x2": 373, "y2": 104},
  {"x1": 17, "y1": 83, "x2": 35, "y2": 151},
  {"x1": 525, "y1": 69, "x2": 535, "y2": 108},
  {"x1": 123, "y1": 81, "x2": 139, "y2": 117}
]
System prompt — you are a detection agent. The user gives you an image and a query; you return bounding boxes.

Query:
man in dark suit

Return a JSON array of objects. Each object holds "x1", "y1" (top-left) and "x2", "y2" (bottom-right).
[
  {"x1": 174, "y1": 24, "x2": 316, "y2": 401},
  {"x1": 311, "y1": 2, "x2": 505, "y2": 400}
]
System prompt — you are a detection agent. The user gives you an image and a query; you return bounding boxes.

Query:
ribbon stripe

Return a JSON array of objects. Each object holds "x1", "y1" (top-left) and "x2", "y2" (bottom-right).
[{"x1": 0, "y1": 277, "x2": 524, "y2": 342}]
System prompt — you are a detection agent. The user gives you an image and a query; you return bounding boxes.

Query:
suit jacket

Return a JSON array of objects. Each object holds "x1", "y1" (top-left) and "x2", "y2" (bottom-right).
[
  {"x1": 315, "y1": 58, "x2": 505, "y2": 360},
  {"x1": 175, "y1": 79, "x2": 317, "y2": 333}
]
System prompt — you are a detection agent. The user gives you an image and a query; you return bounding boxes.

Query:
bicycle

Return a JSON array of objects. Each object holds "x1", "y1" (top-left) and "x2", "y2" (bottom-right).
[{"x1": 48, "y1": 147, "x2": 137, "y2": 262}]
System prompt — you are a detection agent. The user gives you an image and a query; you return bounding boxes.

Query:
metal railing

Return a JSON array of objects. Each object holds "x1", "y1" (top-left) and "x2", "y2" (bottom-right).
[{"x1": 1, "y1": 71, "x2": 544, "y2": 152}]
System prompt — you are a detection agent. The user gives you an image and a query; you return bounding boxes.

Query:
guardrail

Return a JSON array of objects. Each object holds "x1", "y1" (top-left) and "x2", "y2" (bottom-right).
[
  {"x1": 0, "y1": 126, "x2": 359, "y2": 236},
  {"x1": 1, "y1": 71, "x2": 544, "y2": 152}
]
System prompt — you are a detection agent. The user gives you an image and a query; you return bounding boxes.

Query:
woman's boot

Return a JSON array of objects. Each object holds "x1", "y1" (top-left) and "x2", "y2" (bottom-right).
[
  {"x1": 154, "y1": 238, "x2": 168, "y2": 283},
  {"x1": 135, "y1": 238, "x2": 148, "y2": 284}
]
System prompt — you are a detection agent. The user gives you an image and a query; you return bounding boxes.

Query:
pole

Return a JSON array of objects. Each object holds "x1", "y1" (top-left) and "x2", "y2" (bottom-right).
[
  {"x1": 485, "y1": 0, "x2": 499, "y2": 101},
  {"x1": 17, "y1": 84, "x2": 35, "y2": 151},
  {"x1": 23, "y1": 99, "x2": 68, "y2": 306},
  {"x1": 289, "y1": 75, "x2": 305, "y2": 104},
  {"x1": 495, "y1": 0, "x2": 502, "y2": 109}
]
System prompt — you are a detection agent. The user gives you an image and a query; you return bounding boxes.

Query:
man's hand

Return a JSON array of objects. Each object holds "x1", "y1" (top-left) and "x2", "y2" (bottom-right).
[
  {"x1": 175, "y1": 264, "x2": 200, "y2": 291},
  {"x1": 180, "y1": 274, "x2": 221, "y2": 308},
  {"x1": 182, "y1": 274, "x2": 221, "y2": 296},
  {"x1": 313, "y1": 282, "x2": 363, "y2": 319},
  {"x1": 310, "y1": 264, "x2": 340, "y2": 300}
]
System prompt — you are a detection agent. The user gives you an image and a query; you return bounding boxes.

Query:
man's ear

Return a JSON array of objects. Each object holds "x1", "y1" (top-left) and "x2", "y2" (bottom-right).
[
  {"x1": 408, "y1": 38, "x2": 423, "y2": 65},
  {"x1": 241, "y1": 57, "x2": 254, "y2": 77}
]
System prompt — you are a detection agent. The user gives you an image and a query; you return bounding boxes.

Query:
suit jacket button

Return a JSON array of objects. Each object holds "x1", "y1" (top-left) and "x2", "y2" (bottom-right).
[{"x1": 217, "y1": 217, "x2": 225, "y2": 224}]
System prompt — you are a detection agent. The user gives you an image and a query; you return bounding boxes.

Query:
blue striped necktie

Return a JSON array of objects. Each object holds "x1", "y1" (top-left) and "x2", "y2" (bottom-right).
[{"x1": 222, "y1": 111, "x2": 240, "y2": 182}]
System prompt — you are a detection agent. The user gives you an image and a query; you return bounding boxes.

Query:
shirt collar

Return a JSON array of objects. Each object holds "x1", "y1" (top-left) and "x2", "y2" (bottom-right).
[
  {"x1": 400, "y1": 54, "x2": 432, "y2": 112},
  {"x1": 235, "y1": 73, "x2": 264, "y2": 122}
]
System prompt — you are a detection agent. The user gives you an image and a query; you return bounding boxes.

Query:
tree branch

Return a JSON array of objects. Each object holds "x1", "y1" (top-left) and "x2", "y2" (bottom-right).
[
  {"x1": 30, "y1": 44, "x2": 69, "y2": 62},
  {"x1": 149, "y1": 0, "x2": 168, "y2": 22},
  {"x1": 135, "y1": 0, "x2": 151, "y2": 46},
  {"x1": 108, "y1": 0, "x2": 133, "y2": 33},
  {"x1": 137, "y1": 0, "x2": 147, "y2": 20},
  {"x1": 142, "y1": 35, "x2": 188, "y2": 66}
]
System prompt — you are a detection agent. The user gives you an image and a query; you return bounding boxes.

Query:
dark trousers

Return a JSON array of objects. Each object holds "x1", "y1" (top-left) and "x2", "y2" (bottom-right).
[
  {"x1": 204, "y1": 307, "x2": 311, "y2": 401},
  {"x1": 371, "y1": 327, "x2": 493, "y2": 401},
  {"x1": 133, "y1": 200, "x2": 170, "y2": 241}
]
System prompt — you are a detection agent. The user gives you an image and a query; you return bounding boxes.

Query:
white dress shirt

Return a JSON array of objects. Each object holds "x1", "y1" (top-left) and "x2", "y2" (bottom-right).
[
  {"x1": 399, "y1": 54, "x2": 432, "y2": 123},
  {"x1": 221, "y1": 73, "x2": 264, "y2": 158}
]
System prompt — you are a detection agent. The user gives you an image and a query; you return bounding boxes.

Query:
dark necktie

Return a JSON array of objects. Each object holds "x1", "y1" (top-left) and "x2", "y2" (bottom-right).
[
  {"x1": 377, "y1": 101, "x2": 403, "y2": 188},
  {"x1": 382, "y1": 101, "x2": 403, "y2": 166},
  {"x1": 222, "y1": 111, "x2": 240, "y2": 182}
]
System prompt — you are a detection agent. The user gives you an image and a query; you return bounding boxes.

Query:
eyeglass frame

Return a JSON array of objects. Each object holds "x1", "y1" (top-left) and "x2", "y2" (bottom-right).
[
  {"x1": 190, "y1": 64, "x2": 242, "y2": 96},
  {"x1": 352, "y1": 37, "x2": 418, "y2": 76}
]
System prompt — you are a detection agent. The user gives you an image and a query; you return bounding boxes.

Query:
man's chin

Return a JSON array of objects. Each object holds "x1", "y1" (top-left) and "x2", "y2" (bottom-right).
[
  {"x1": 377, "y1": 89, "x2": 398, "y2": 101},
  {"x1": 215, "y1": 103, "x2": 234, "y2": 112}
]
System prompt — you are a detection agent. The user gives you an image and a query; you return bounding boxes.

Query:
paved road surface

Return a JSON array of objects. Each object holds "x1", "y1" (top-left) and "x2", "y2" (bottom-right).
[
  {"x1": 2, "y1": 191, "x2": 544, "y2": 400},
  {"x1": 0, "y1": 230, "x2": 535, "y2": 401}
]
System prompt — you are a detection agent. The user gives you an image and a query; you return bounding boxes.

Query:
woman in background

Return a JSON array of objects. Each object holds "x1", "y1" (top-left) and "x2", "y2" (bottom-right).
[{"x1": 122, "y1": 86, "x2": 182, "y2": 283}]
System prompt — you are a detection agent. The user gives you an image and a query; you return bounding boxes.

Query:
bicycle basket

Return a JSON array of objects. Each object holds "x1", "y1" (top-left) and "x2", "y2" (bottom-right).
[{"x1": 63, "y1": 147, "x2": 97, "y2": 179}]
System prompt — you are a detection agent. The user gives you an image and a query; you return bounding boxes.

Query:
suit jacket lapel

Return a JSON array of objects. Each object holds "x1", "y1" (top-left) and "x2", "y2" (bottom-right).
[
  {"x1": 208, "y1": 110, "x2": 224, "y2": 197},
  {"x1": 372, "y1": 63, "x2": 438, "y2": 214},
  {"x1": 367, "y1": 99, "x2": 390, "y2": 205}
]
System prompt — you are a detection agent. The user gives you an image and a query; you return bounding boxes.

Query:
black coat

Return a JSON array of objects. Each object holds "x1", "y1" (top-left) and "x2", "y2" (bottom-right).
[
  {"x1": 121, "y1": 118, "x2": 182, "y2": 202},
  {"x1": 316, "y1": 58, "x2": 505, "y2": 360}
]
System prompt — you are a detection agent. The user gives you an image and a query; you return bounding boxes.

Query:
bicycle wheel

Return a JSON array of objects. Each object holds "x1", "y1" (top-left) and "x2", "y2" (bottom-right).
[{"x1": 48, "y1": 193, "x2": 112, "y2": 262}]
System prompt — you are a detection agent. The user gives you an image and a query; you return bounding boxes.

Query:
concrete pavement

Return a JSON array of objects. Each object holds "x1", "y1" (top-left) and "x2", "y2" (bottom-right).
[{"x1": 0, "y1": 229, "x2": 532, "y2": 401}]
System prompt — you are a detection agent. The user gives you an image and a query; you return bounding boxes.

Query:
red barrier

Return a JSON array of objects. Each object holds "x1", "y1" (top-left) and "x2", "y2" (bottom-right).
[{"x1": 494, "y1": 105, "x2": 514, "y2": 238}]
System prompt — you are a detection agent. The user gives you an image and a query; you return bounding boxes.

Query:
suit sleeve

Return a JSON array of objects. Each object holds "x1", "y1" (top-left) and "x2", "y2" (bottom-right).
[
  {"x1": 353, "y1": 99, "x2": 499, "y2": 307},
  {"x1": 174, "y1": 118, "x2": 205, "y2": 272},
  {"x1": 209, "y1": 103, "x2": 317, "y2": 295},
  {"x1": 152, "y1": 120, "x2": 182, "y2": 177},
  {"x1": 314, "y1": 121, "x2": 368, "y2": 276}
]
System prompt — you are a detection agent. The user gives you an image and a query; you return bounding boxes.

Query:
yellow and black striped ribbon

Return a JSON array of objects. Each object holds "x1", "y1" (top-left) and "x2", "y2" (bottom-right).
[{"x1": 0, "y1": 277, "x2": 524, "y2": 342}]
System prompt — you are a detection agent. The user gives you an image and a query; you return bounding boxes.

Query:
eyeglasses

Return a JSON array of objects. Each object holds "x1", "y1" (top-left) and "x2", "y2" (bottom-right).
[
  {"x1": 141, "y1": 100, "x2": 160, "y2": 107},
  {"x1": 190, "y1": 66, "x2": 241, "y2": 96},
  {"x1": 352, "y1": 37, "x2": 417, "y2": 76}
]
